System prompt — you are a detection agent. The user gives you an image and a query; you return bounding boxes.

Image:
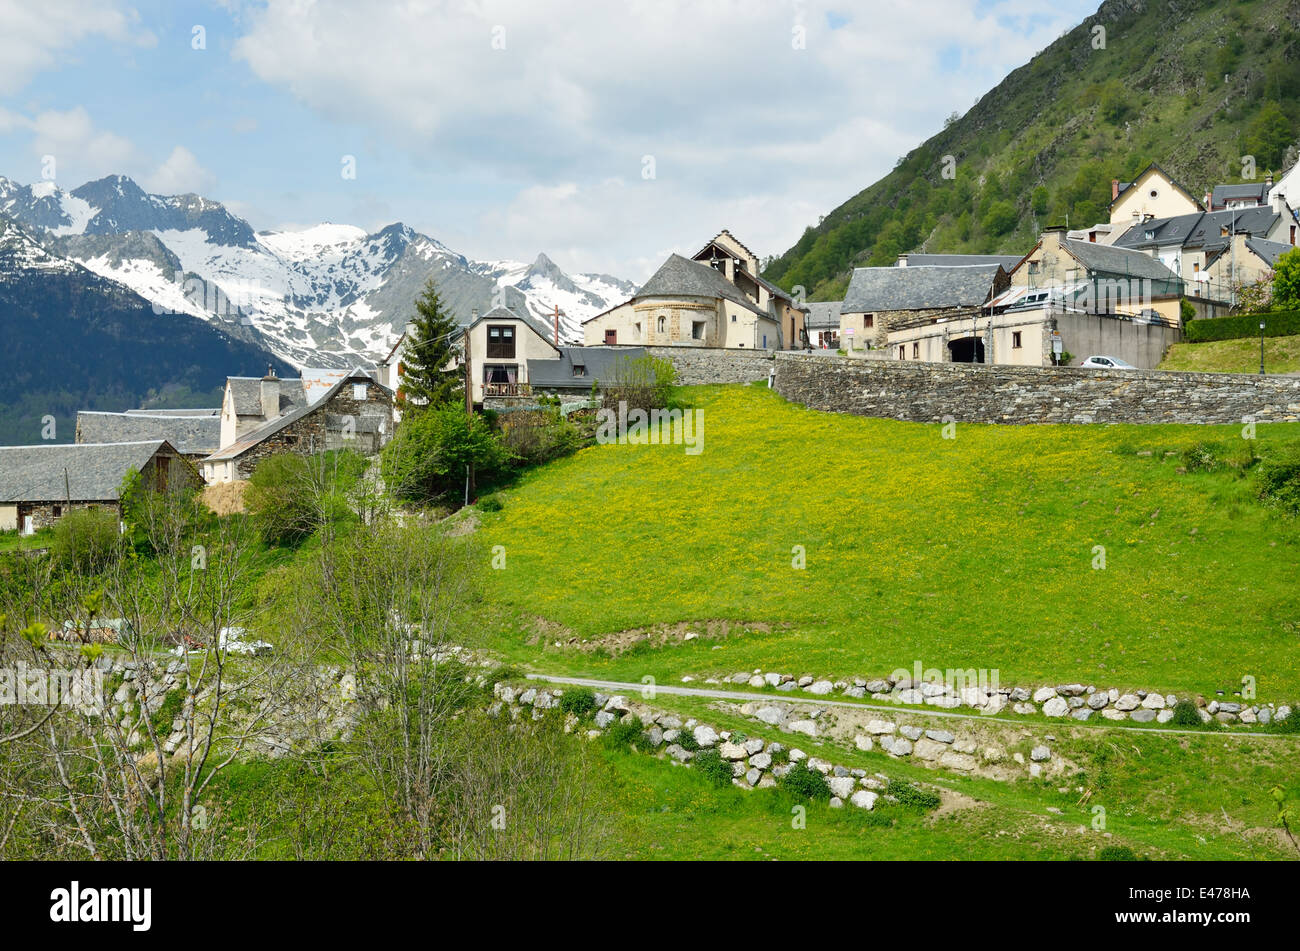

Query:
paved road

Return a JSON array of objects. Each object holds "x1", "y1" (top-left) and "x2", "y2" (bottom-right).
[{"x1": 525, "y1": 672, "x2": 1294, "y2": 740}]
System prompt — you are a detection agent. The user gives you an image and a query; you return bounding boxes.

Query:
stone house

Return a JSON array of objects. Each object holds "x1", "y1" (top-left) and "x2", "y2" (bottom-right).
[
  {"x1": 804, "y1": 301, "x2": 842, "y2": 349},
  {"x1": 201, "y1": 367, "x2": 394, "y2": 483},
  {"x1": 0, "y1": 439, "x2": 200, "y2": 535},
  {"x1": 885, "y1": 228, "x2": 1183, "y2": 369},
  {"x1": 838, "y1": 263, "x2": 1010, "y2": 357},
  {"x1": 524, "y1": 346, "x2": 647, "y2": 399},
  {"x1": 583, "y1": 231, "x2": 808, "y2": 351}
]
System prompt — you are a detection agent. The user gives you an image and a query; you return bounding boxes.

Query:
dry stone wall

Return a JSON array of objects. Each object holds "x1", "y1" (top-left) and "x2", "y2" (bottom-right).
[{"x1": 773, "y1": 352, "x2": 1300, "y2": 425}]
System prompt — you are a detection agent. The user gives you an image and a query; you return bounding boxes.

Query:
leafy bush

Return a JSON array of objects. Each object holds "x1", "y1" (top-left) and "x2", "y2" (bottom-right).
[
  {"x1": 1098, "y1": 845, "x2": 1140, "y2": 861},
  {"x1": 1169, "y1": 700, "x2": 1203, "y2": 727},
  {"x1": 887, "y1": 779, "x2": 941, "y2": 812},
  {"x1": 693, "y1": 749, "x2": 735, "y2": 788},
  {"x1": 675, "y1": 729, "x2": 700, "y2": 752},
  {"x1": 603, "y1": 714, "x2": 645, "y2": 750},
  {"x1": 778, "y1": 762, "x2": 831, "y2": 801},
  {"x1": 1181, "y1": 442, "x2": 1222, "y2": 473},
  {"x1": 50, "y1": 507, "x2": 121, "y2": 572},
  {"x1": 1257, "y1": 445, "x2": 1300, "y2": 515},
  {"x1": 600, "y1": 354, "x2": 678, "y2": 414},
  {"x1": 477, "y1": 495, "x2": 503, "y2": 513},
  {"x1": 382, "y1": 403, "x2": 511, "y2": 504},
  {"x1": 498, "y1": 408, "x2": 583, "y2": 469},
  {"x1": 245, "y1": 452, "x2": 362, "y2": 545},
  {"x1": 558, "y1": 688, "x2": 596, "y2": 719},
  {"x1": 1183, "y1": 310, "x2": 1300, "y2": 342}
]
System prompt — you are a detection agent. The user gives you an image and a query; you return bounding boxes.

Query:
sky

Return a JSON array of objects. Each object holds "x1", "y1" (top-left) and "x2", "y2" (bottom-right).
[{"x1": 0, "y1": 0, "x2": 1100, "y2": 281}]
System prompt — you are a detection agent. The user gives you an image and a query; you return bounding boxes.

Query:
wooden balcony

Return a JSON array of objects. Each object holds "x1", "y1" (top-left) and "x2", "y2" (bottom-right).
[{"x1": 483, "y1": 382, "x2": 531, "y2": 398}]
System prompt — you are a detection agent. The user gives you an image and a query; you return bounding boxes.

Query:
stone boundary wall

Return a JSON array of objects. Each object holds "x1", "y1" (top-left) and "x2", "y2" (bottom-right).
[
  {"x1": 773, "y1": 352, "x2": 1300, "y2": 424},
  {"x1": 641, "y1": 346, "x2": 776, "y2": 385}
]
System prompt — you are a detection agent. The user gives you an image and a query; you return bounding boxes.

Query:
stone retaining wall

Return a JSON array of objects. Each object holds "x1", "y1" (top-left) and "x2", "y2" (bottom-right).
[
  {"x1": 773, "y1": 352, "x2": 1300, "y2": 425},
  {"x1": 641, "y1": 346, "x2": 776, "y2": 385}
]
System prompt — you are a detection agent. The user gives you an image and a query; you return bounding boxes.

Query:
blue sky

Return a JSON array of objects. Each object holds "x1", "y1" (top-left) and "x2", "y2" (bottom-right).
[{"x1": 0, "y1": 0, "x2": 1100, "y2": 280}]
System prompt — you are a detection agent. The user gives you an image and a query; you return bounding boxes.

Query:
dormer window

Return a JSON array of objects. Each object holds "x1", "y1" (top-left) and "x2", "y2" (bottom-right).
[{"x1": 486, "y1": 325, "x2": 515, "y2": 359}]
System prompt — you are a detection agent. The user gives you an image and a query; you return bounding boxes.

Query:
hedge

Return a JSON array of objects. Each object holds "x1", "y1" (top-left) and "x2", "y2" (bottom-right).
[{"x1": 1184, "y1": 310, "x2": 1300, "y2": 343}]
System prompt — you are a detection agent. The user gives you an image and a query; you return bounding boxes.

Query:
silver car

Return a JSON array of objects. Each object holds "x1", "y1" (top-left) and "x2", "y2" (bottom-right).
[{"x1": 1079, "y1": 355, "x2": 1136, "y2": 369}]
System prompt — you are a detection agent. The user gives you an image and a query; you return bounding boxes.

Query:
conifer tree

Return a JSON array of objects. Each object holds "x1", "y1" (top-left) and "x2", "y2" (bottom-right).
[{"x1": 398, "y1": 278, "x2": 462, "y2": 409}]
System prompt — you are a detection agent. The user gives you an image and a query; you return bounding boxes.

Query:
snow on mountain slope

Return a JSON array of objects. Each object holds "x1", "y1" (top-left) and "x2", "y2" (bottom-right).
[{"x1": 1, "y1": 174, "x2": 634, "y2": 368}]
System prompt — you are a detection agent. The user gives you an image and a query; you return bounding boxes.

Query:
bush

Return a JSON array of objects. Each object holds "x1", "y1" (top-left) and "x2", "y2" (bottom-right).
[
  {"x1": 1183, "y1": 310, "x2": 1300, "y2": 342},
  {"x1": 498, "y1": 408, "x2": 583, "y2": 469},
  {"x1": 50, "y1": 507, "x2": 121, "y2": 572},
  {"x1": 1257, "y1": 445, "x2": 1300, "y2": 515},
  {"x1": 245, "y1": 454, "x2": 323, "y2": 544},
  {"x1": 603, "y1": 714, "x2": 645, "y2": 750},
  {"x1": 1170, "y1": 700, "x2": 1203, "y2": 727},
  {"x1": 600, "y1": 354, "x2": 678, "y2": 414},
  {"x1": 693, "y1": 749, "x2": 735, "y2": 788},
  {"x1": 675, "y1": 729, "x2": 700, "y2": 752},
  {"x1": 558, "y1": 688, "x2": 596, "y2": 719},
  {"x1": 381, "y1": 403, "x2": 511, "y2": 504},
  {"x1": 477, "y1": 495, "x2": 503, "y2": 513},
  {"x1": 887, "y1": 779, "x2": 941, "y2": 811},
  {"x1": 1181, "y1": 441, "x2": 1222, "y2": 473},
  {"x1": 779, "y1": 762, "x2": 830, "y2": 801},
  {"x1": 1098, "y1": 845, "x2": 1140, "y2": 861}
]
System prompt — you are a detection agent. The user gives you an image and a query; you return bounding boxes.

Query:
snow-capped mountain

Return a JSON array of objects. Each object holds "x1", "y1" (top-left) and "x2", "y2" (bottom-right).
[{"x1": 0, "y1": 174, "x2": 636, "y2": 368}]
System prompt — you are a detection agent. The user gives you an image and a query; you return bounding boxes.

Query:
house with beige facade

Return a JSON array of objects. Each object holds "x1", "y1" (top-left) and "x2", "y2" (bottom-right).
[
  {"x1": 583, "y1": 231, "x2": 808, "y2": 351},
  {"x1": 1108, "y1": 163, "x2": 1203, "y2": 226}
]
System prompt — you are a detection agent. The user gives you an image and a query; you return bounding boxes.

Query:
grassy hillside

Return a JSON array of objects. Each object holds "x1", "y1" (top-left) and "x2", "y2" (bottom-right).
[
  {"x1": 764, "y1": 0, "x2": 1300, "y2": 301},
  {"x1": 478, "y1": 385, "x2": 1300, "y2": 699},
  {"x1": 1160, "y1": 334, "x2": 1300, "y2": 372}
]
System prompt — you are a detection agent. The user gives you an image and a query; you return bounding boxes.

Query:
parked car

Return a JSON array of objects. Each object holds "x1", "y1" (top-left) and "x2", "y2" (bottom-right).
[{"x1": 1079, "y1": 355, "x2": 1136, "y2": 370}]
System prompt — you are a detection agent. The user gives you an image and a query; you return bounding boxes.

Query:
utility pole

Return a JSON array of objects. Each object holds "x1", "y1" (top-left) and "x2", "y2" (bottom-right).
[{"x1": 463, "y1": 324, "x2": 475, "y2": 505}]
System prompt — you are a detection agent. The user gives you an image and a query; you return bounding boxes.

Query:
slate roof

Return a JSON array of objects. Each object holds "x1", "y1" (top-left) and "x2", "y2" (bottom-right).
[
  {"x1": 1060, "y1": 238, "x2": 1181, "y2": 281},
  {"x1": 76, "y1": 411, "x2": 221, "y2": 455},
  {"x1": 225, "y1": 376, "x2": 309, "y2": 417},
  {"x1": 206, "y1": 367, "x2": 387, "y2": 462},
  {"x1": 124, "y1": 408, "x2": 218, "y2": 417},
  {"x1": 841, "y1": 264, "x2": 1003, "y2": 314},
  {"x1": 0, "y1": 440, "x2": 173, "y2": 503},
  {"x1": 526, "y1": 347, "x2": 647, "y2": 388},
  {"x1": 635, "y1": 254, "x2": 772, "y2": 319},
  {"x1": 1113, "y1": 207, "x2": 1283, "y2": 253},
  {"x1": 902, "y1": 253, "x2": 1024, "y2": 269},
  {"x1": 804, "y1": 301, "x2": 844, "y2": 329},
  {"x1": 1245, "y1": 238, "x2": 1296, "y2": 267},
  {"x1": 1211, "y1": 183, "x2": 1270, "y2": 208}
]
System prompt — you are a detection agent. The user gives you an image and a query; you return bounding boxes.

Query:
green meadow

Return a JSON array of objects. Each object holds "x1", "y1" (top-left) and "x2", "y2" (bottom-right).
[{"x1": 478, "y1": 385, "x2": 1300, "y2": 701}]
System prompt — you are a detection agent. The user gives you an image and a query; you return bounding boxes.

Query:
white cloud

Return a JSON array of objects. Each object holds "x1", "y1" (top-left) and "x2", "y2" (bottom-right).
[
  {"x1": 0, "y1": 0, "x2": 155, "y2": 96},
  {"x1": 143, "y1": 146, "x2": 216, "y2": 194},
  {"x1": 27, "y1": 107, "x2": 137, "y2": 180},
  {"x1": 230, "y1": 0, "x2": 1096, "y2": 275}
]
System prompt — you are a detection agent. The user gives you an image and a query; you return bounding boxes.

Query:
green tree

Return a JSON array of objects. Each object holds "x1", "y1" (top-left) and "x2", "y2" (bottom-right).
[
  {"x1": 1274, "y1": 247, "x2": 1300, "y2": 310},
  {"x1": 399, "y1": 279, "x2": 463, "y2": 410},
  {"x1": 1244, "y1": 101, "x2": 1294, "y2": 172},
  {"x1": 381, "y1": 402, "x2": 510, "y2": 503},
  {"x1": 50, "y1": 507, "x2": 121, "y2": 573},
  {"x1": 983, "y1": 200, "x2": 1019, "y2": 236}
]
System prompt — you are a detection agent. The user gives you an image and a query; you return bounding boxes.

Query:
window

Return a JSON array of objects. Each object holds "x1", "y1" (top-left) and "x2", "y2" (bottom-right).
[
  {"x1": 52, "y1": 505, "x2": 62, "y2": 517},
  {"x1": 1028, "y1": 260, "x2": 1040, "y2": 275},
  {"x1": 572, "y1": 363, "x2": 586, "y2": 377},
  {"x1": 634, "y1": 322, "x2": 641, "y2": 339},
  {"x1": 911, "y1": 342, "x2": 919, "y2": 358},
  {"x1": 864, "y1": 314, "x2": 874, "y2": 328},
  {"x1": 692, "y1": 321, "x2": 705, "y2": 340},
  {"x1": 656, "y1": 315, "x2": 666, "y2": 333},
  {"x1": 1149, "y1": 189, "x2": 1158, "y2": 199},
  {"x1": 352, "y1": 383, "x2": 367, "y2": 400},
  {"x1": 486, "y1": 325, "x2": 515, "y2": 359},
  {"x1": 898, "y1": 345, "x2": 906, "y2": 360},
  {"x1": 604, "y1": 329, "x2": 617, "y2": 345},
  {"x1": 731, "y1": 314, "x2": 737, "y2": 322},
  {"x1": 1012, "y1": 331, "x2": 1022, "y2": 349}
]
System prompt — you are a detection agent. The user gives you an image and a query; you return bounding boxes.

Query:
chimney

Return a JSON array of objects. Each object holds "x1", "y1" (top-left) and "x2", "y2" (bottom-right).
[
  {"x1": 1204, "y1": 190, "x2": 1212, "y2": 210},
  {"x1": 260, "y1": 365, "x2": 280, "y2": 420},
  {"x1": 1111, "y1": 179, "x2": 1120, "y2": 200},
  {"x1": 1272, "y1": 191, "x2": 1287, "y2": 215},
  {"x1": 1041, "y1": 225, "x2": 1067, "y2": 256},
  {"x1": 897, "y1": 253, "x2": 909, "y2": 267}
]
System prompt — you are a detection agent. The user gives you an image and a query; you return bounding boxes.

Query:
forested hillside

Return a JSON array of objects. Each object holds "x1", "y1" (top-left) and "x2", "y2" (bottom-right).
[{"x1": 765, "y1": 0, "x2": 1300, "y2": 300}]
